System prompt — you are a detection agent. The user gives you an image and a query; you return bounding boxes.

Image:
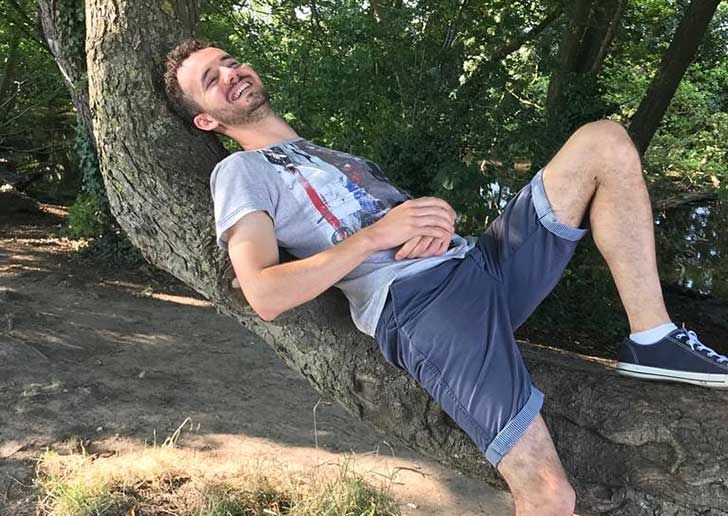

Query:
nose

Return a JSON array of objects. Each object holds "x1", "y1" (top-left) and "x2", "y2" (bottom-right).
[{"x1": 220, "y1": 66, "x2": 237, "y2": 85}]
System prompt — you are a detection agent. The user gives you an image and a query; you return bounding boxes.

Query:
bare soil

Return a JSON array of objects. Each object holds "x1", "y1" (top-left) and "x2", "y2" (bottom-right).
[{"x1": 0, "y1": 205, "x2": 514, "y2": 515}]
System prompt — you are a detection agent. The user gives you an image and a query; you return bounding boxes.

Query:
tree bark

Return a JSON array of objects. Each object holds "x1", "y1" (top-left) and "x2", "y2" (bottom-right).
[
  {"x1": 79, "y1": 1, "x2": 728, "y2": 515},
  {"x1": 589, "y1": 0, "x2": 626, "y2": 75},
  {"x1": 629, "y1": 0, "x2": 723, "y2": 156},
  {"x1": 38, "y1": 0, "x2": 96, "y2": 150}
]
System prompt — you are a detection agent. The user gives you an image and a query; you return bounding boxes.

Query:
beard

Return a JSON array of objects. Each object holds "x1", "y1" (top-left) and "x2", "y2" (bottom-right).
[{"x1": 212, "y1": 86, "x2": 272, "y2": 127}]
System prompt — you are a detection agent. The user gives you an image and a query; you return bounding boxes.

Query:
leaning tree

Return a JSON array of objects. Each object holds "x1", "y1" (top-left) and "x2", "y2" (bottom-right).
[{"x1": 38, "y1": 1, "x2": 728, "y2": 514}]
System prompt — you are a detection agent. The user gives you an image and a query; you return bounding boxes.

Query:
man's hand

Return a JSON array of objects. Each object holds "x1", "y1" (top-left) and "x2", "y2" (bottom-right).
[
  {"x1": 393, "y1": 197, "x2": 458, "y2": 260},
  {"x1": 394, "y1": 235, "x2": 451, "y2": 260},
  {"x1": 361, "y1": 197, "x2": 456, "y2": 254}
]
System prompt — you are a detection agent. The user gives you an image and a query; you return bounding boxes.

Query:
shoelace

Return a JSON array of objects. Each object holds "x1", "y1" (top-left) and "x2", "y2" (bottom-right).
[{"x1": 678, "y1": 326, "x2": 728, "y2": 364}]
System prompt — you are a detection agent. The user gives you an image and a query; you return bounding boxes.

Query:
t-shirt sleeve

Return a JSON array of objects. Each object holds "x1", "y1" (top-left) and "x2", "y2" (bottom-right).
[{"x1": 210, "y1": 153, "x2": 277, "y2": 250}]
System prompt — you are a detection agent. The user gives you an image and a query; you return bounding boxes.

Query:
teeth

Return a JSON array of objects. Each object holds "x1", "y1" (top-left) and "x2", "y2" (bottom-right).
[{"x1": 232, "y1": 81, "x2": 251, "y2": 101}]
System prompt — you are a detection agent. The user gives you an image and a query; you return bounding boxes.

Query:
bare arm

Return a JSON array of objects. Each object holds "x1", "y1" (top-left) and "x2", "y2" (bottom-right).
[
  {"x1": 227, "y1": 197, "x2": 456, "y2": 321},
  {"x1": 227, "y1": 211, "x2": 378, "y2": 321}
]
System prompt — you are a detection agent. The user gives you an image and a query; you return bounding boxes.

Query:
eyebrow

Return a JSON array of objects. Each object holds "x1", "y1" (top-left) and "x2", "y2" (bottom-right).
[{"x1": 201, "y1": 54, "x2": 236, "y2": 89}]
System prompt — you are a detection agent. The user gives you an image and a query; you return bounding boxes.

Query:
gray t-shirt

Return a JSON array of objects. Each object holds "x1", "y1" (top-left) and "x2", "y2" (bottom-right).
[{"x1": 210, "y1": 137, "x2": 476, "y2": 337}]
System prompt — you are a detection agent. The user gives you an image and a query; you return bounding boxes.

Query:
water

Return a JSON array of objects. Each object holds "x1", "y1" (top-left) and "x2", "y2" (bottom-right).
[{"x1": 655, "y1": 201, "x2": 727, "y2": 300}]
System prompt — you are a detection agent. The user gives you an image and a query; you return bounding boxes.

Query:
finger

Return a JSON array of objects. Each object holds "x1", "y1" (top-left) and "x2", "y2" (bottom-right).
[
  {"x1": 410, "y1": 236, "x2": 435, "y2": 257},
  {"x1": 410, "y1": 197, "x2": 458, "y2": 221},
  {"x1": 395, "y1": 238, "x2": 419, "y2": 260},
  {"x1": 405, "y1": 236, "x2": 435, "y2": 258},
  {"x1": 408, "y1": 196, "x2": 453, "y2": 210},
  {"x1": 418, "y1": 226, "x2": 453, "y2": 241},
  {"x1": 428, "y1": 237, "x2": 449, "y2": 257},
  {"x1": 428, "y1": 237, "x2": 451, "y2": 257},
  {"x1": 395, "y1": 236, "x2": 421, "y2": 260},
  {"x1": 414, "y1": 237, "x2": 438, "y2": 258},
  {"x1": 410, "y1": 205, "x2": 456, "y2": 225},
  {"x1": 413, "y1": 215, "x2": 455, "y2": 233},
  {"x1": 437, "y1": 237, "x2": 450, "y2": 255}
]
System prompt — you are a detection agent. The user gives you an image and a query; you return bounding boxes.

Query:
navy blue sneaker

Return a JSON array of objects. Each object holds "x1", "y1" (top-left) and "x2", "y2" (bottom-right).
[{"x1": 617, "y1": 327, "x2": 728, "y2": 388}]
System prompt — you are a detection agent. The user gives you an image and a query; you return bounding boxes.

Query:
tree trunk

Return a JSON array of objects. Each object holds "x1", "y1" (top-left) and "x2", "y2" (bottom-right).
[
  {"x1": 545, "y1": 0, "x2": 595, "y2": 118},
  {"x1": 78, "y1": 1, "x2": 728, "y2": 515},
  {"x1": 38, "y1": 0, "x2": 96, "y2": 148},
  {"x1": 541, "y1": 0, "x2": 625, "y2": 164},
  {"x1": 628, "y1": 0, "x2": 723, "y2": 156},
  {"x1": 0, "y1": 35, "x2": 20, "y2": 106}
]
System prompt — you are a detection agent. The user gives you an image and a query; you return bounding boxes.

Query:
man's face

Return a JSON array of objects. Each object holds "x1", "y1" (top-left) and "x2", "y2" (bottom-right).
[{"x1": 176, "y1": 47, "x2": 271, "y2": 132}]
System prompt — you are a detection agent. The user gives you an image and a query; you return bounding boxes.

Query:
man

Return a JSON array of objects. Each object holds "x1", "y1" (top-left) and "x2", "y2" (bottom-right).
[{"x1": 163, "y1": 39, "x2": 727, "y2": 516}]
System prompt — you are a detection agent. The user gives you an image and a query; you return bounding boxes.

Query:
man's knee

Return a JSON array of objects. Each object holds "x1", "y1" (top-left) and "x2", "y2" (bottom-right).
[{"x1": 574, "y1": 119, "x2": 642, "y2": 179}]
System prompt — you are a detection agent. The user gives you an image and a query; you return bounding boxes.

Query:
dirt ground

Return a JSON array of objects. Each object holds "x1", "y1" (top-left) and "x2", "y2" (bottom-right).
[{"x1": 0, "y1": 205, "x2": 516, "y2": 515}]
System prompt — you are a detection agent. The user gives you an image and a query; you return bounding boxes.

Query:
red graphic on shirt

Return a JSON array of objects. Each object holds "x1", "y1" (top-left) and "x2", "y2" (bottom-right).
[{"x1": 286, "y1": 164, "x2": 353, "y2": 244}]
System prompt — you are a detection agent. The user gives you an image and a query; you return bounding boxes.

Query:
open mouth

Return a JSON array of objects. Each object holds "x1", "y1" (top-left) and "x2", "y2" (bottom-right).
[{"x1": 229, "y1": 79, "x2": 253, "y2": 102}]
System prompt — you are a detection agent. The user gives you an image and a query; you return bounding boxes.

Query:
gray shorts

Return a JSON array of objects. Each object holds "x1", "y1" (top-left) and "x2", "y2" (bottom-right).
[{"x1": 374, "y1": 169, "x2": 588, "y2": 466}]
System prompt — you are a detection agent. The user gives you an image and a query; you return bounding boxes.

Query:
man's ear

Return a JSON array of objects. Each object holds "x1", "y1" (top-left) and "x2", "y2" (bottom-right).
[{"x1": 193, "y1": 112, "x2": 220, "y2": 132}]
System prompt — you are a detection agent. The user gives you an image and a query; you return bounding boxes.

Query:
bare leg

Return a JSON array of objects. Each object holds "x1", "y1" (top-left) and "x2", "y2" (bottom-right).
[
  {"x1": 494, "y1": 120, "x2": 672, "y2": 515},
  {"x1": 541, "y1": 119, "x2": 670, "y2": 332},
  {"x1": 497, "y1": 415, "x2": 576, "y2": 516}
]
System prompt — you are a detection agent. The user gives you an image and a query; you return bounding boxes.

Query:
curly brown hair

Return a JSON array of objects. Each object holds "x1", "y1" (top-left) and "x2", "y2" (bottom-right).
[{"x1": 163, "y1": 39, "x2": 209, "y2": 124}]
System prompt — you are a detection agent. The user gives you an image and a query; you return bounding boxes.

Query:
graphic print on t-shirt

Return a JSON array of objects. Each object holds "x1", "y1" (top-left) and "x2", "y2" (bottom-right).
[{"x1": 260, "y1": 142, "x2": 408, "y2": 245}]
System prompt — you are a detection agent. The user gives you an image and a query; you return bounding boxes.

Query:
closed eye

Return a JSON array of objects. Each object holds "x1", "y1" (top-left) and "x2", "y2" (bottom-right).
[{"x1": 204, "y1": 56, "x2": 240, "y2": 90}]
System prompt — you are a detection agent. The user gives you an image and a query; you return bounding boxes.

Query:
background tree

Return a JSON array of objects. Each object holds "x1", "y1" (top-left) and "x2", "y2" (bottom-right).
[
  {"x1": 0, "y1": 0, "x2": 77, "y2": 197},
  {"x1": 629, "y1": 0, "x2": 723, "y2": 155},
  {"x1": 540, "y1": 0, "x2": 626, "y2": 161}
]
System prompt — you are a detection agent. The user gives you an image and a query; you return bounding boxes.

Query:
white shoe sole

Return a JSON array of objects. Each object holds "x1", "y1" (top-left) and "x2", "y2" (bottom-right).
[{"x1": 616, "y1": 362, "x2": 728, "y2": 389}]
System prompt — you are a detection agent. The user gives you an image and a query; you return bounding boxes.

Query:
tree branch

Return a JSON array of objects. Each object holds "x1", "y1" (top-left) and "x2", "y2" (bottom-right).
[
  {"x1": 491, "y1": 7, "x2": 563, "y2": 63},
  {"x1": 463, "y1": 7, "x2": 563, "y2": 90},
  {"x1": 654, "y1": 191, "x2": 719, "y2": 210}
]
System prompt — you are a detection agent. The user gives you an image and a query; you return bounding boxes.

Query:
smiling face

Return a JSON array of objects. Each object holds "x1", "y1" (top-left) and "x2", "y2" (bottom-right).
[{"x1": 176, "y1": 47, "x2": 272, "y2": 132}]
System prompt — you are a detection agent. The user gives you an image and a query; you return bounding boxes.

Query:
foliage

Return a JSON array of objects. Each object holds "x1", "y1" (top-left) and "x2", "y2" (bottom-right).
[
  {"x1": 66, "y1": 114, "x2": 140, "y2": 265},
  {"x1": 73, "y1": 119, "x2": 99, "y2": 193},
  {"x1": 66, "y1": 193, "x2": 105, "y2": 238},
  {"x1": 70, "y1": 113, "x2": 115, "y2": 226},
  {"x1": 0, "y1": 0, "x2": 78, "y2": 198},
  {"x1": 643, "y1": 65, "x2": 728, "y2": 190}
]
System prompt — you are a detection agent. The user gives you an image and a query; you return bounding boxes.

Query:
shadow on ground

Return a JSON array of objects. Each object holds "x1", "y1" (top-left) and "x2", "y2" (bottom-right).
[{"x1": 0, "y1": 206, "x2": 513, "y2": 515}]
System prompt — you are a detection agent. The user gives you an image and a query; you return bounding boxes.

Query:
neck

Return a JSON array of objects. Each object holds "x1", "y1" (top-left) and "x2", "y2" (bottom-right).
[{"x1": 224, "y1": 113, "x2": 299, "y2": 151}]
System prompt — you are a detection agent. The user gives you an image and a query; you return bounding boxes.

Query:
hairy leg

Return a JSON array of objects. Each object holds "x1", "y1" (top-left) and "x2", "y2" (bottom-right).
[
  {"x1": 497, "y1": 415, "x2": 576, "y2": 516},
  {"x1": 494, "y1": 120, "x2": 671, "y2": 514},
  {"x1": 541, "y1": 119, "x2": 670, "y2": 332},
  {"x1": 484, "y1": 120, "x2": 670, "y2": 514}
]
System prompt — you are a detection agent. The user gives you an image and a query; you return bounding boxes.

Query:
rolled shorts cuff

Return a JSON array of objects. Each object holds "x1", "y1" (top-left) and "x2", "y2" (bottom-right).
[
  {"x1": 485, "y1": 387, "x2": 544, "y2": 466},
  {"x1": 530, "y1": 168, "x2": 588, "y2": 242}
]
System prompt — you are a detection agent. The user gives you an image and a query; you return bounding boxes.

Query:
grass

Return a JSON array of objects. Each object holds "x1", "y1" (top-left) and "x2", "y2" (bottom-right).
[{"x1": 33, "y1": 422, "x2": 402, "y2": 516}]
